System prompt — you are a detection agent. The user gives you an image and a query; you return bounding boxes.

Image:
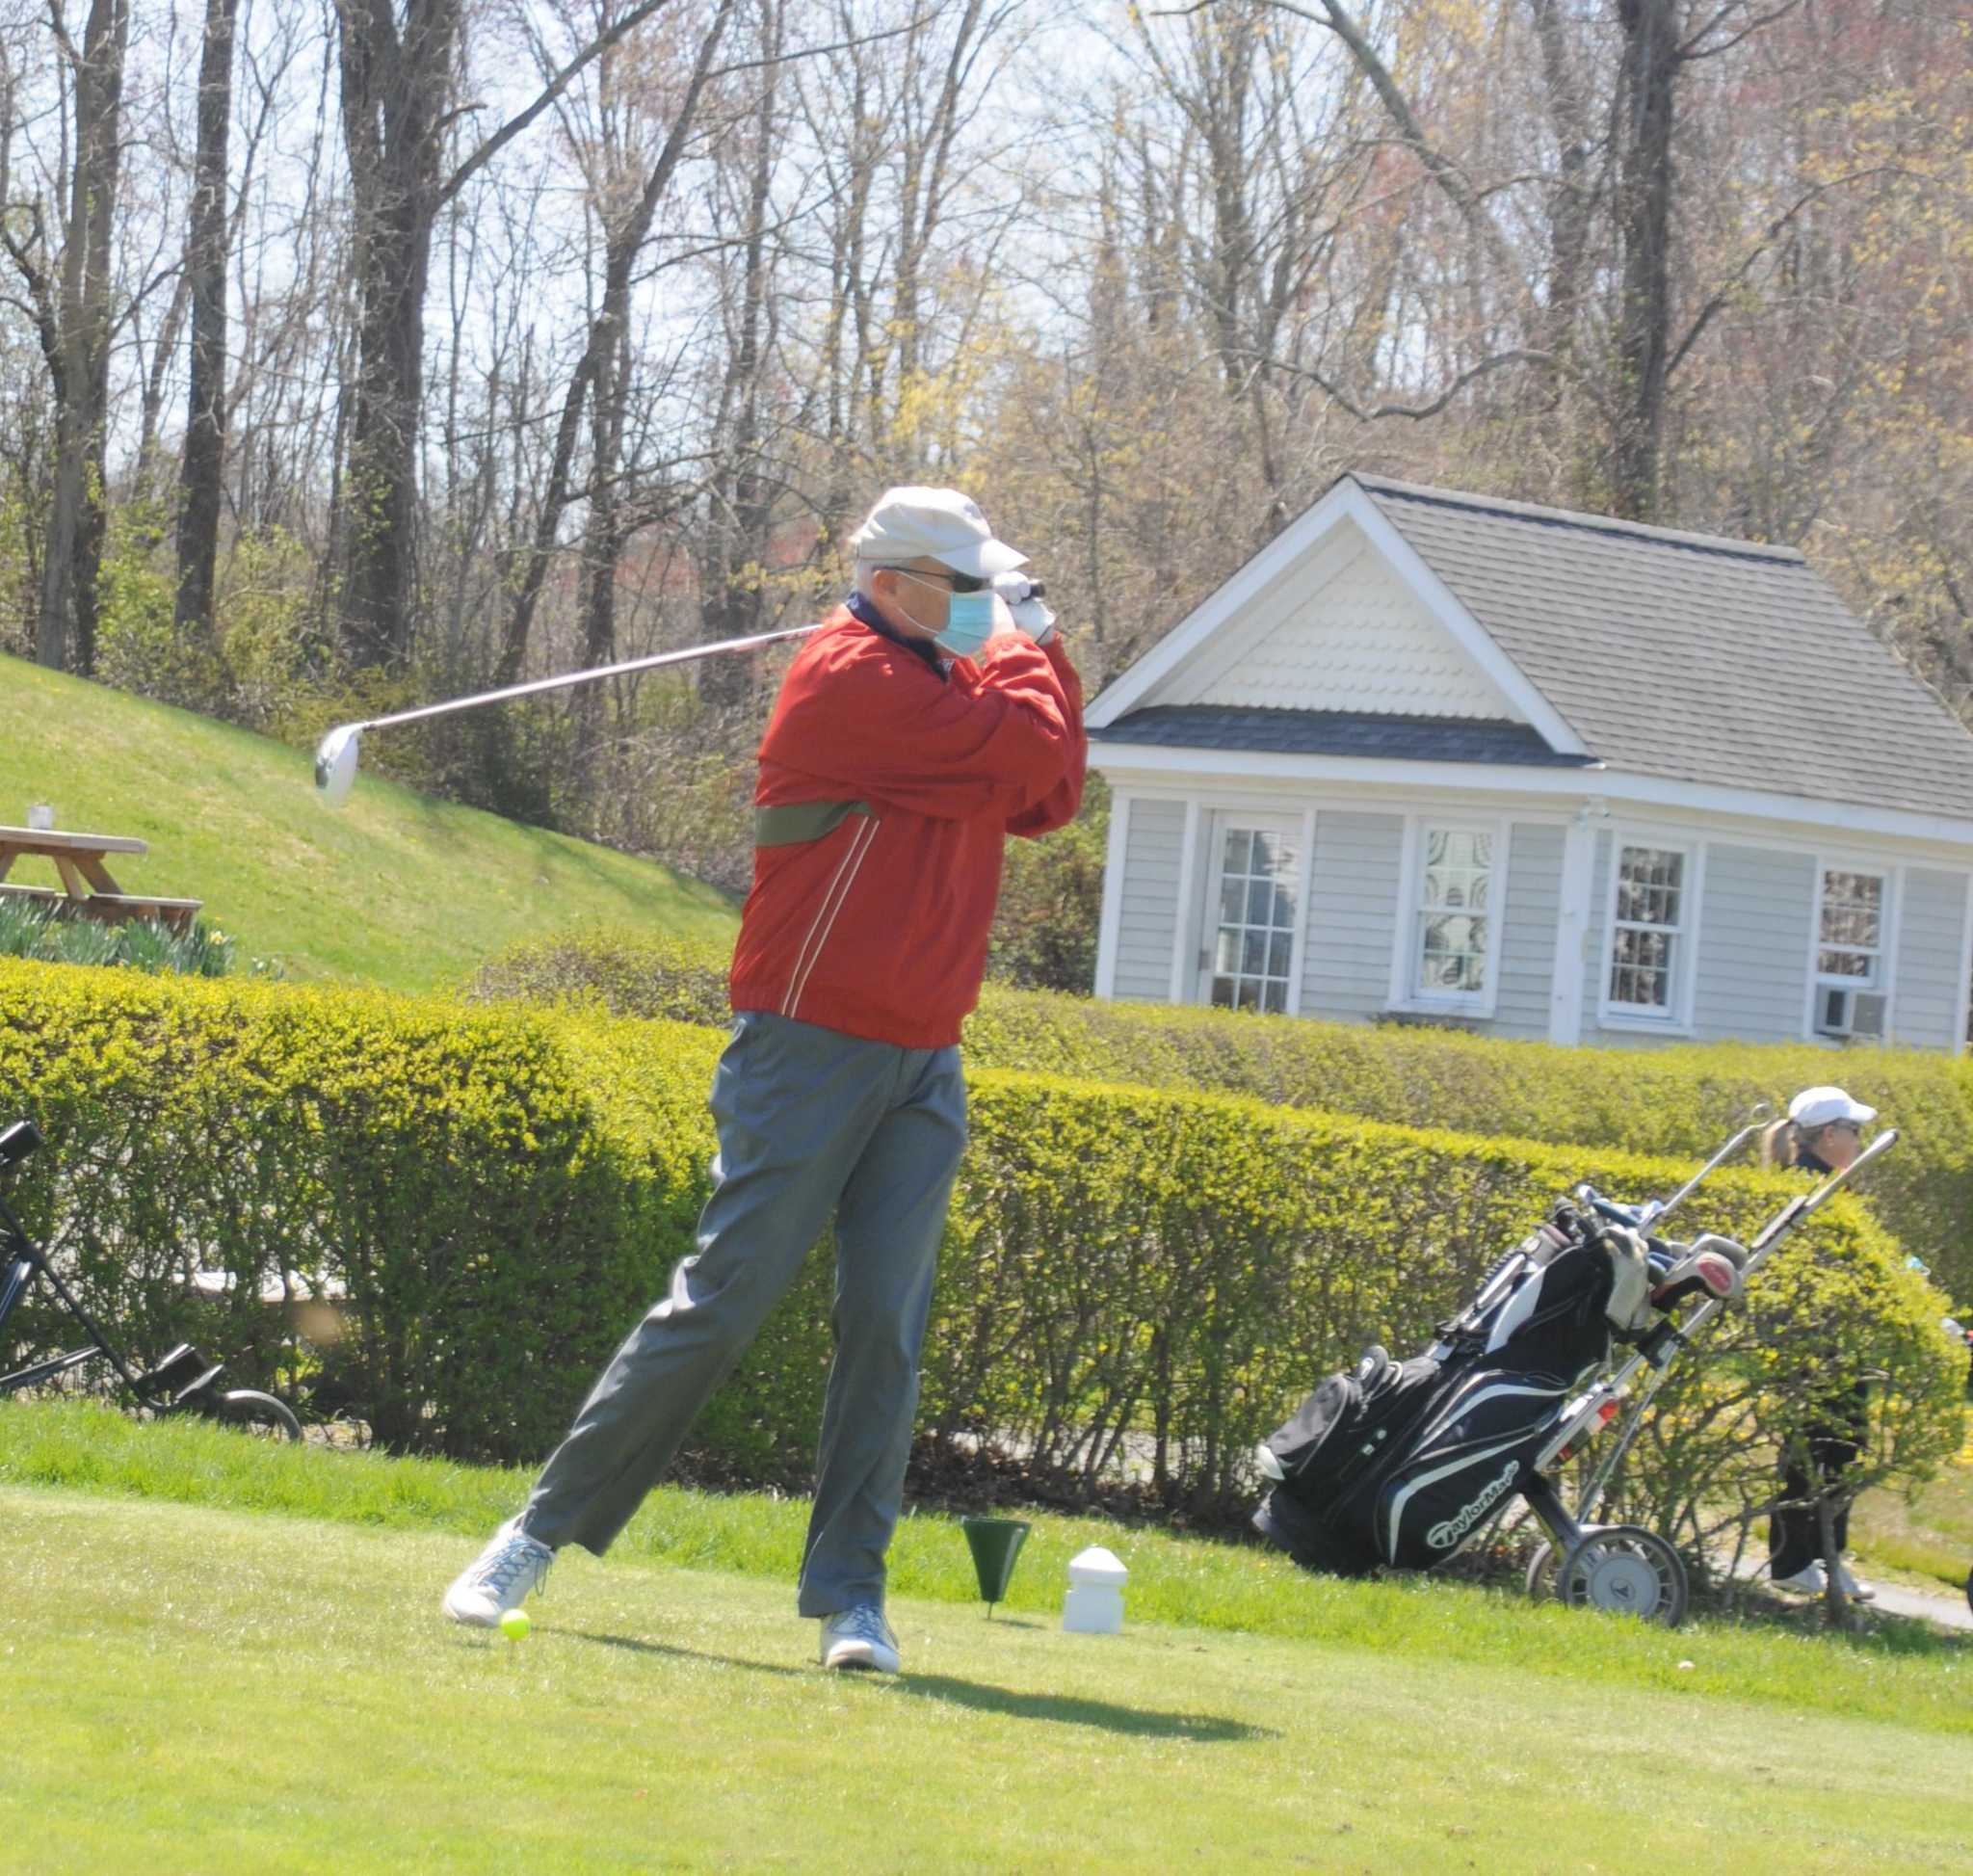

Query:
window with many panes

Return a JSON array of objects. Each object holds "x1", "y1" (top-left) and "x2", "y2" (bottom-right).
[
  {"x1": 1816, "y1": 869, "x2": 1884, "y2": 986},
  {"x1": 1812, "y1": 867, "x2": 1887, "y2": 1036},
  {"x1": 1606, "y1": 843, "x2": 1688, "y2": 1015},
  {"x1": 1208, "y1": 823, "x2": 1300, "y2": 1014},
  {"x1": 1410, "y1": 826, "x2": 1493, "y2": 1000}
]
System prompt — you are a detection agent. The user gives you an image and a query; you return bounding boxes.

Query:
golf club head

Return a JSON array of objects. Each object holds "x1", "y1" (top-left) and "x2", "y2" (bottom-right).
[{"x1": 314, "y1": 725, "x2": 361, "y2": 806}]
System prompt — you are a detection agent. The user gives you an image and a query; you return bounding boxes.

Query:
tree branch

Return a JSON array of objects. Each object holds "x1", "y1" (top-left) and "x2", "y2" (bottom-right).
[
  {"x1": 1262, "y1": 347, "x2": 1554, "y2": 421},
  {"x1": 1667, "y1": 168, "x2": 1898, "y2": 379},
  {"x1": 1680, "y1": 0, "x2": 1804, "y2": 61},
  {"x1": 441, "y1": 0, "x2": 681, "y2": 206},
  {"x1": 444, "y1": 4, "x2": 939, "y2": 207}
]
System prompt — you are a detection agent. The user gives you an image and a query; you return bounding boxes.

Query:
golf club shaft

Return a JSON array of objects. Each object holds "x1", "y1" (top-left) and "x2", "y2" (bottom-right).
[{"x1": 343, "y1": 623, "x2": 823, "y2": 737}]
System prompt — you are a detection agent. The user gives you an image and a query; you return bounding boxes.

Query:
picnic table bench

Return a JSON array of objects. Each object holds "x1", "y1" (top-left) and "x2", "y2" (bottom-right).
[{"x1": 0, "y1": 827, "x2": 203, "y2": 934}]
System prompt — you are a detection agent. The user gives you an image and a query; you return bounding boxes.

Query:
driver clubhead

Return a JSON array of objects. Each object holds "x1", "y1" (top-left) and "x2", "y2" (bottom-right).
[{"x1": 314, "y1": 725, "x2": 360, "y2": 806}]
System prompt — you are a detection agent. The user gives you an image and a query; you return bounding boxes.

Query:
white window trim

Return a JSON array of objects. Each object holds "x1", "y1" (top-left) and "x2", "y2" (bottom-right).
[
  {"x1": 1802, "y1": 857, "x2": 1899, "y2": 1044},
  {"x1": 1286, "y1": 806, "x2": 1317, "y2": 1018},
  {"x1": 1194, "y1": 806, "x2": 1309, "y2": 1016},
  {"x1": 1385, "y1": 814, "x2": 1509, "y2": 1020},
  {"x1": 1596, "y1": 832, "x2": 1706, "y2": 1034}
]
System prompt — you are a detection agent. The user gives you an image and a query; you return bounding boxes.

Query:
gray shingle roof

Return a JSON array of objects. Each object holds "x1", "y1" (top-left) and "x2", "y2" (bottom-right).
[
  {"x1": 1092, "y1": 706, "x2": 1596, "y2": 767},
  {"x1": 1353, "y1": 475, "x2": 1973, "y2": 822}
]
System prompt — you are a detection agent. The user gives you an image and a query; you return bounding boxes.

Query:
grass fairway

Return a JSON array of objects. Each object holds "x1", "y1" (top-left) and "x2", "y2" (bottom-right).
[
  {"x1": 0, "y1": 652, "x2": 737, "y2": 989},
  {"x1": 3, "y1": 1413, "x2": 1971, "y2": 1873},
  {"x1": 1855, "y1": 1453, "x2": 1973, "y2": 1593}
]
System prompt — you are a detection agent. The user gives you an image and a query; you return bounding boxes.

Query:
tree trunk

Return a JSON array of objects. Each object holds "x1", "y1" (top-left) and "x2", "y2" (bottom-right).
[
  {"x1": 174, "y1": 0, "x2": 241, "y2": 644},
  {"x1": 36, "y1": 0, "x2": 131, "y2": 675},
  {"x1": 1529, "y1": 0, "x2": 1596, "y2": 359},
  {"x1": 697, "y1": 0, "x2": 783, "y2": 712},
  {"x1": 332, "y1": 0, "x2": 461, "y2": 669},
  {"x1": 1612, "y1": 0, "x2": 1680, "y2": 521}
]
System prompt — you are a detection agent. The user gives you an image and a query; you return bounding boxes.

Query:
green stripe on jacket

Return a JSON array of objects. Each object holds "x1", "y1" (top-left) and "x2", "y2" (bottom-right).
[{"x1": 754, "y1": 800, "x2": 876, "y2": 847}]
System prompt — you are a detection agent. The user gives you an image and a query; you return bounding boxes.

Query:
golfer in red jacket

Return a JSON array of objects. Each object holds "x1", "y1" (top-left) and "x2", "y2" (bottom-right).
[{"x1": 444, "y1": 488, "x2": 1086, "y2": 1674}]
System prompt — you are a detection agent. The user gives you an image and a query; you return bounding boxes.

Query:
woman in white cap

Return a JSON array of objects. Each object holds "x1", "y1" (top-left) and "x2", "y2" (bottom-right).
[{"x1": 1758, "y1": 1085, "x2": 1879, "y2": 1599}]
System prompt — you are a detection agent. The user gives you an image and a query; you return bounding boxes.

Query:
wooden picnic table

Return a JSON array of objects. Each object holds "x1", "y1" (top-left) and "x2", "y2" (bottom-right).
[{"x1": 0, "y1": 826, "x2": 203, "y2": 934}]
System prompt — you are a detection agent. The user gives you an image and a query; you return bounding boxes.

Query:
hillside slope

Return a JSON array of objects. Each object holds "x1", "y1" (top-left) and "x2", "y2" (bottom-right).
[{"x1": 0, "y1": 654, "x2": 737, "y2": 990}]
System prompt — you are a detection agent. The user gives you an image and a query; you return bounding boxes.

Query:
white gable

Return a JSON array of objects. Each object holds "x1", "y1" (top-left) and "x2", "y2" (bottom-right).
[
  {"x1": 1169, "y1": 522, "x2": 1521, "y2": 719},
  {"x1": 1089, "y1": 480, "x2": 1581, "y2": 751}
]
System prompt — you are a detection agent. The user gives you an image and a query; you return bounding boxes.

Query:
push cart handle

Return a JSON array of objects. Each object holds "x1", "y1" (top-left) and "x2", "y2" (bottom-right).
[
  {"x1": 1748, "y1": 1126, "x2": 1900, "y2": 1258},
  {"x1": 0, "y1": 1120, "x2": 43, "y2": 1171}
]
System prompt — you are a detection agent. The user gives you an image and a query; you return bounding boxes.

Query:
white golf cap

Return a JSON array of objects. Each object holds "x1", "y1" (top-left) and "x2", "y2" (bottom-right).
[
  {"x1": 1787, "y1": 1085, "x2": 1877, "y2": 1130},
  {"x1": 848, "y1": 486, "x2": 1029, "y2": 579}
]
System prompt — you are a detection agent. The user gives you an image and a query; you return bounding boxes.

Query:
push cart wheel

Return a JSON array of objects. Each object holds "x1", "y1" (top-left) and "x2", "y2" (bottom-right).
[
  {"x1": 207, "y1": 1388, "x2": 303, "y2": 1442},
  {"x1": 1559, "y1": 1526, "x2": 1689, "y2": 1627},
  {"x1": 1524, "y1": 1541, "x2": 1560, "y2": 1602}
]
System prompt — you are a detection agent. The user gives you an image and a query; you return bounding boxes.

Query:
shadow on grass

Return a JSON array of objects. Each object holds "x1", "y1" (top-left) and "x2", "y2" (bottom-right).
[
  {"x1": 899, "y1": 1673, "x2": 1276, "y2": 1742},
  {"x1": 566, "y1": 1630, "x2": 1275, "y2": 1742}
]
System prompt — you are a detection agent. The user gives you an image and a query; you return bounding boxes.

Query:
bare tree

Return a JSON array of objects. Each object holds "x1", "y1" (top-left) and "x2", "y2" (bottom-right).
[
  {"x1": 174, "y1": 0, "x2": 240, "y2": 646},
  {"x1": 2, "y1": 0, "x2": 133, "y2": 673},
  {"x1": 695, "y1": 0, "x2": 784, "y2": 708},
  {"x1": 494, "y1": 0, "x2": 736, "y2": 687},
  {"x1": 330, "y1": 0, "x2": 690, "y2": 669}
]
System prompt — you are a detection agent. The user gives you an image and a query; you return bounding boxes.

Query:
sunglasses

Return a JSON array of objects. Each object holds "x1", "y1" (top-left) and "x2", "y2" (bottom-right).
[{"x1": 899, "y1": 568, "x2": 987, "y2": 595}]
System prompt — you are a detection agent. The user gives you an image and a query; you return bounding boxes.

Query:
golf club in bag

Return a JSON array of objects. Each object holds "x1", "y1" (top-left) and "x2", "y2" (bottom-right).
[{"x1": 1251, "y1": 1119, "x2": 1899, "y2": 1625}]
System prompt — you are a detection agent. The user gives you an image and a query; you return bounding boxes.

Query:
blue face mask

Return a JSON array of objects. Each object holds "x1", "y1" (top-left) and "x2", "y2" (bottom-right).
[{"x1": 934, "y1": 590, "x2": 995, "y2": 658}]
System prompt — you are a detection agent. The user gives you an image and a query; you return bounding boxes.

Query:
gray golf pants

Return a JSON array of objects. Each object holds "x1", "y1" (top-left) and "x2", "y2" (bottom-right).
[{"x1": 519, "y1": 1009, "x2": 967, "y2": 1617}]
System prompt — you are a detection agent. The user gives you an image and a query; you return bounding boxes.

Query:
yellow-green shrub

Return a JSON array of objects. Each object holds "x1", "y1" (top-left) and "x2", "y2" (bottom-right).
[
  {"x1": 934, "y1": 1073, "x2": 1963, "y2": 1528},
  {"x1": 0, "y1": 963, "x2": 669, "y2": 1461},
  {"x1": 3, "y1": 960, "x2": 1960, "y2": 1533},
  {"x1": 467, "y1": 929, "x2": 1973, "y2": 1297}
]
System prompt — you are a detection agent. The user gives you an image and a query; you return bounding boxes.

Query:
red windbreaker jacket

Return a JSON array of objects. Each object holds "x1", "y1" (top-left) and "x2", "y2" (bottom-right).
[{"x1": 727, "y1": 604, "x2": 1086, "y2": 1047}]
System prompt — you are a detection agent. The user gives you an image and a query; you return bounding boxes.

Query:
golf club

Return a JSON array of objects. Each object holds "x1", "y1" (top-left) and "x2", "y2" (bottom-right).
[{"x1": 311, "y1": 623, "x2": 823, "y2": 806}]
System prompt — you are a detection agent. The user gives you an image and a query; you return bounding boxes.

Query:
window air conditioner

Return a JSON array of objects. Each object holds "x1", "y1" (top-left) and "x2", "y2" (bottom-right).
[{"x1": 1817, "y1": 987, "x2": 1887, "y2": 1041}]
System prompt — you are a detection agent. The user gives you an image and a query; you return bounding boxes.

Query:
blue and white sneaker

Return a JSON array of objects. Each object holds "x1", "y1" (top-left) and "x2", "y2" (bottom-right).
[
  {"x1": 818, "y1": 1604, "x2": 899, "y2": 1675},
  {"x1": 442, "y1": 1517, "x2": 554, "y2": 1626}
]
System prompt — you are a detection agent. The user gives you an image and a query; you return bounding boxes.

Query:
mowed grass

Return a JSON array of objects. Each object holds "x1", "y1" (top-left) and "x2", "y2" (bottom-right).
[
  {"x1": 1854, "y1": 1449, "x2": 1973, "y2": 1592},
  {"x1": 2, "y1": 1407, "x2": 1968, "y2": 1752},
  {"x1": 3, "y1": 1479, "x2": 1969, "y2": 1876},
  {"x1": 0, "y1": 652, "x2": 737, "y2": 990}
]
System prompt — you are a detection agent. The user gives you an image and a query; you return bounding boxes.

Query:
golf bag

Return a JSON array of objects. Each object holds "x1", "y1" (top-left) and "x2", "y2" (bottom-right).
[{"x1": 1253, "y1": 1204, "x2": 1644, "y2": 1575}]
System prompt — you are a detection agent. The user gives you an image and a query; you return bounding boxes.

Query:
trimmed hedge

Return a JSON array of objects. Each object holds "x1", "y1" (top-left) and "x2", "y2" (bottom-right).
[
  {"x1": 3, "y1": 959, "x2": 1961, "y2": 1546},
  {"x1": 466, "y1": 928, "x2": 1973, "y2": 1299},
  {"x1": 0, "y1": 964, "x2": 665, "y2": 1459}
]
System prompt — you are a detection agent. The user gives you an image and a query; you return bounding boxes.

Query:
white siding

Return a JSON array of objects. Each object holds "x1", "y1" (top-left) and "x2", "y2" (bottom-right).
[
  {"x1": 1302, "y1": 811, "x2": 1405, "y2": 1019},
  {"x1": 1112, "y1": 799, "x2": 1186, "y2": 1000},
  {"x1": 1494, "y1": 822, "x2": 1563, "y2": 1040},
  {"x1": 1894, "y1": 867, "x2": 1969, "y2": 1049},
  {"x1": 1691, "y1": 844, "x2": 1816, "y2": 1043}
]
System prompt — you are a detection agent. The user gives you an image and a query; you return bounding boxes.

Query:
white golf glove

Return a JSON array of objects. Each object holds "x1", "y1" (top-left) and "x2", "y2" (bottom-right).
[{"x1": 991, "y1": 571, "x2": 1058, "y2": 645}]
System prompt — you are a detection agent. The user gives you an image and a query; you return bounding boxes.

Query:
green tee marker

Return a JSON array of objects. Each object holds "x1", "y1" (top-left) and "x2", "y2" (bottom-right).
[{"x1": 960, "y1": 1518, "x2": 1030, "y2": 1618}]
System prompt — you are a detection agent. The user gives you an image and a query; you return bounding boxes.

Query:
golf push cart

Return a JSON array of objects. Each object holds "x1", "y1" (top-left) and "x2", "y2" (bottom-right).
[
  {"x1": 1253, "y1": 1116, "x2": 1899, "y2": 1626},
  {"x1": 1, "y1": 1119, "x2": 303, "y2": 1440}
]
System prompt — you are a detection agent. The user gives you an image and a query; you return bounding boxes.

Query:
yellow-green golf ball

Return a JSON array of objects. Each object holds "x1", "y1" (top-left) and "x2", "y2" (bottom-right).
[{"x1": 500, "y1": 1608, "x2": 531, "y2": 1642}]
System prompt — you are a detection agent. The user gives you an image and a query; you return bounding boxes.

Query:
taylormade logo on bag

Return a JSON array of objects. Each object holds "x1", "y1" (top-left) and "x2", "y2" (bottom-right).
[{"x1": 1426, "y1": 1459, "x2": 1520, "y2": 1550}]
